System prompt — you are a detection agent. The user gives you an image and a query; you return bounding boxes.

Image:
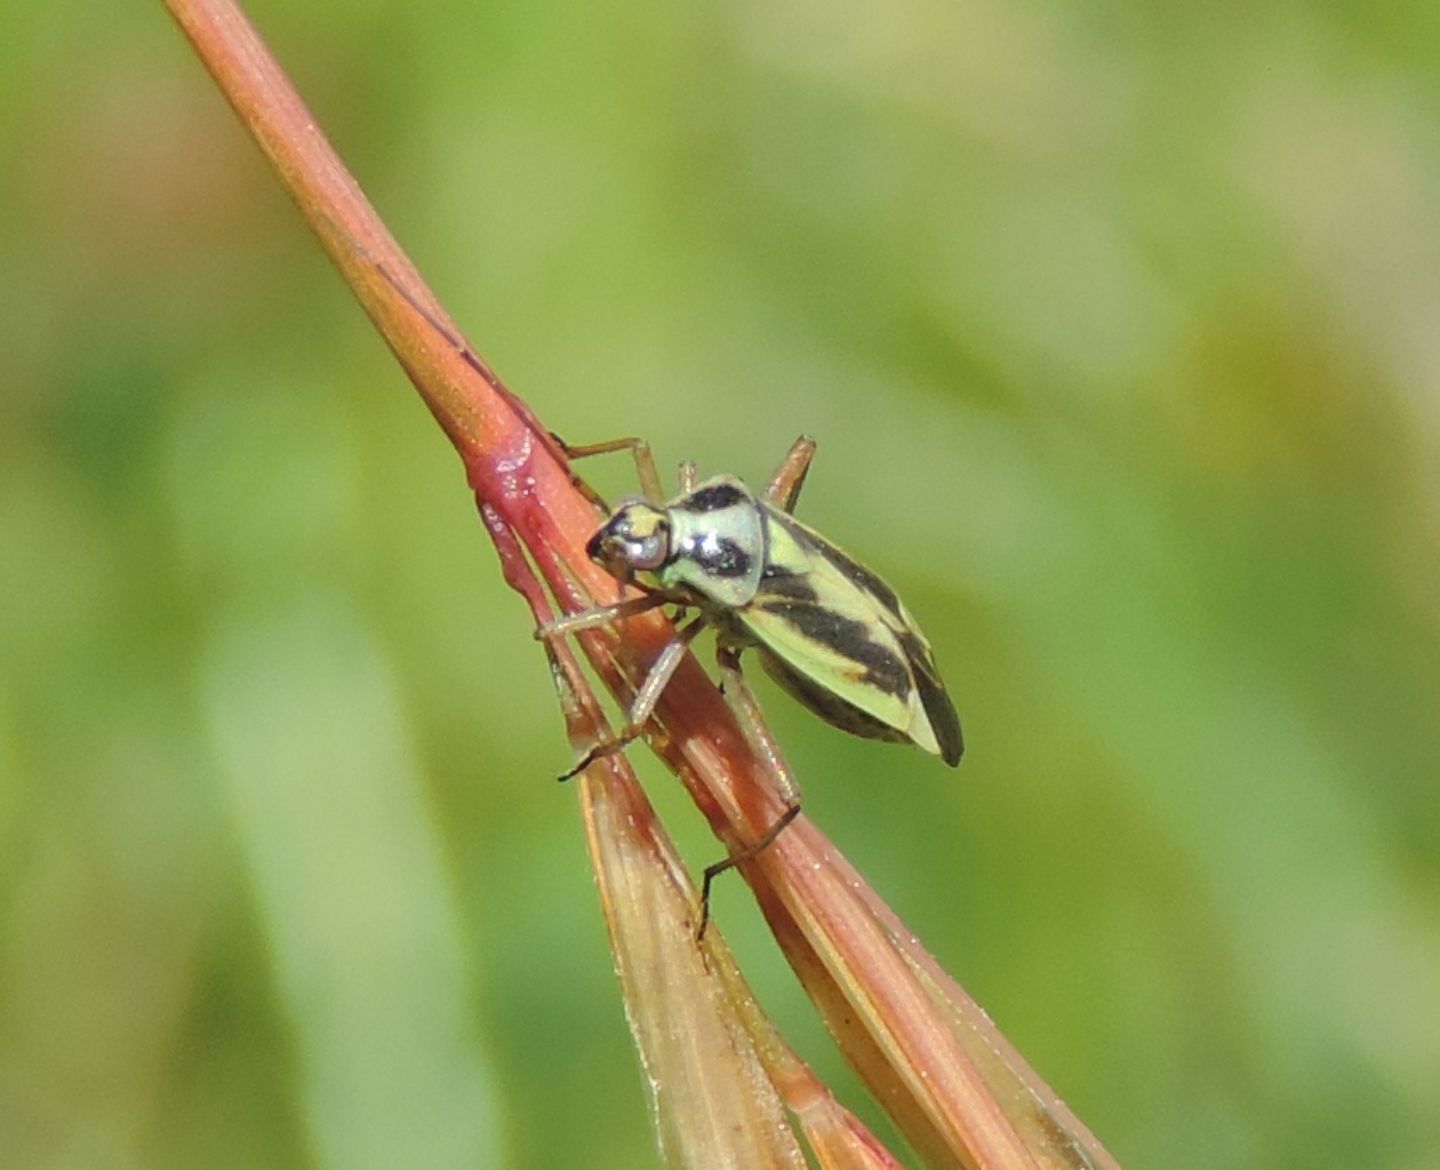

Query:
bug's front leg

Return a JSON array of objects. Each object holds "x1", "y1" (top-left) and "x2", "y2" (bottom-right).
[
  {"x1": 552, "y1": 434, "x2": 664, "y2": 505},
  {"x1": 697, "y1": 644, "x2": 804, "y2": 937},
  {"x1": 533, "y1": 591, "x2": 669, "y2": 641},
  {"x1": 764, "y1": 435, "x2": 817, "y2": 514},
  {"x1": 557, "y1": 615, "x2": 707, "y2": 781}
]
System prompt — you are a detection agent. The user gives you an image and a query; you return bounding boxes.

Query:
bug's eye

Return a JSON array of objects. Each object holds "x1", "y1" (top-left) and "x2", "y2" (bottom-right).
[
  {"x1": 587, "y1": 507, "x2": 670, "y2": 575},
  {"x1": 623, "y1": 530, "x2": 668, "y2": 571}
]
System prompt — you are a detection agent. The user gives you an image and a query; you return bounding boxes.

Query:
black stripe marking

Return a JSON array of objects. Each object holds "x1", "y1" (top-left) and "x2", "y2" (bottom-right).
[
  {"x1": 816, "y1": 541, "x2": 900, "y2": 616},
  {"x1": 759, "y1": 562, "x2": 820, "y2": 603},
  {"x1": 689, "y1": 536, "x2": 753, "y2": 578},
  {"x1": 769, "y1": 512, "x2": 901, "y2": 616},
  {"x1": 898, "y1": 629, "x2": 963, "y2": 766},
  {"x1": 756, "y1": 648, "x2": 910, "y2": 744},
  {"x1": 684, "y1": 483, "x2": 747, "y2": 513},
  {"x1": 759, "y1": 600, "x2": 911, "y2": 698}
]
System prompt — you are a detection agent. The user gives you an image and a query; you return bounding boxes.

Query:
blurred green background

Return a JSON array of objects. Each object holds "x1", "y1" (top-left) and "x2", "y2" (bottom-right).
[{"x1": 3, "y1": 1, "x2": 1438, "y2": 1167}]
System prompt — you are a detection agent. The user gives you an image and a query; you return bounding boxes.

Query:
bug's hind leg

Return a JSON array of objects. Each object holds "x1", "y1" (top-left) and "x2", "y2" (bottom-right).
[
  {"x1": 764, "y1": 435, "x2": 817, "y2": 514},
  {"x1": 697, "y1": 645, "x2": 804, "y2": 938},
  {"x1": 557, "y1": 615, "x2": 705, "y2": 781},
  {"x1": 698, "y1": 804, "x2": 800, "y2": 941},
  {"x1": 552, "y1": 435, "x2": 665, "y2": 506},
  {"x1": 714, "y1": 646, "x2": 801, "y2": 806}
]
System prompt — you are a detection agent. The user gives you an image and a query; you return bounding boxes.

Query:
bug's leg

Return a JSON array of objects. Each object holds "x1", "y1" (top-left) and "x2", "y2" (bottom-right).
[
  {"x1": 533, "y1": 590, "x2": 669, "y2": 641},
  {"x1": 551, "y1": 435, "x2": 664, "y2": 505},
  {"x1": 764, "y1": 434, "x2": 817, "y2": 514},
  {"x1": 558, "y1": 615, "x2": 706, "y2": 781},
  {"x1": 697, "y1": 805, "x2": 802, "y2": 941},
  {"x1": 696, "y1": 645, "x2": 804, "y2": 938},
  {"x1": 677, "y1": 459, "x2": 699, "y2": 494},
  {"x1": 714, "y1": 646, "x2": 801, "y2": 806}
]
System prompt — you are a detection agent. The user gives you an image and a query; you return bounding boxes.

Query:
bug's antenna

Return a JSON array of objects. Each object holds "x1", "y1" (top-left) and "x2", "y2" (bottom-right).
[
  {"x1": 369, "y1": 258, "x2": 505, "y2": 394},
  {"x1": 320, "y1": 215, "x2": 599, "y2": 502},
  {"x1": 314, "y1": 211, "x2": 500, "y2": 389},
  {"x1": 374, "y1": 262, "x2": 612, "y2": 512}
]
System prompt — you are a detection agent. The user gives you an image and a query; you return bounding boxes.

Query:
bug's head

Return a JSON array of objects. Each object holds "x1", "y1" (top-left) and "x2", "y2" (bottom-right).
[{"x1": 586, "y1": 502, "x2": 672, "y2": 580}]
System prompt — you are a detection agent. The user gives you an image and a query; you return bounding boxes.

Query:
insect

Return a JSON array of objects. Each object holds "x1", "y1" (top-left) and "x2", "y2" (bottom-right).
[
  {"x1": 542, "y1": 435, "x2": 964, "y2": 782},
  {"x1": 356, "y1": 249, "x2": 962, "y2": 780}
]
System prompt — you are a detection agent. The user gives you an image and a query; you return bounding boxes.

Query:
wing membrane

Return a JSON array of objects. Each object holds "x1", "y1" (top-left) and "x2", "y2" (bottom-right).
[{"x1": 737, "y1": 507, "x2": 962, "y2": 764}]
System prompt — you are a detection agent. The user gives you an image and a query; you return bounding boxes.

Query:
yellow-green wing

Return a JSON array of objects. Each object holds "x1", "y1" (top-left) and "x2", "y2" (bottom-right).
[{"x1": 735, "y1": 507, "x2": 963, "y2": 765}]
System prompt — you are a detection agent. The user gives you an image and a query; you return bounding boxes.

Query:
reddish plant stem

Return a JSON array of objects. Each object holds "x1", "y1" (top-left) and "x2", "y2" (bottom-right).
[
  {"x1": 163, "y1": 4, "x2": 1121, "y2": 1166},
  {"x1": 163, "y1": 0, "x2": 785, "y2": 881}
]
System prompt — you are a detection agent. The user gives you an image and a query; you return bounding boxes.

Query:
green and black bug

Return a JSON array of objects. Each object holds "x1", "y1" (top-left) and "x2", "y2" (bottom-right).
[
  {"x1": 360, "y1": 250, "x2": 962, "y2": 786},
  {"x1": 544, "y1": 435, "x2": 963, "y2": 781},
  {"x1": 363, "y1": 252, "x2": 962, "y2": 928}
]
